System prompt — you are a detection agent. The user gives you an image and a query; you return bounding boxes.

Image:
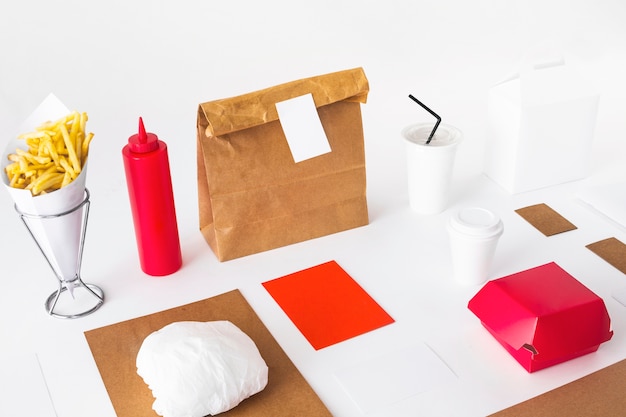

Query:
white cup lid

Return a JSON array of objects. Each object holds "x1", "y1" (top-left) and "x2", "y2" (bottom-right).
[
  {"x1": 449, "y1": 207, "x2": 503, "y2": 237},
  {"x1": 402, "y1": 123, "x2": 462, "y2": 147}
]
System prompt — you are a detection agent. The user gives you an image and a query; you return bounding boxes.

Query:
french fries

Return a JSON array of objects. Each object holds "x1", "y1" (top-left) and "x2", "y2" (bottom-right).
[{"x1": 4, "y1": 111, "x2": 94, "y2": 195}]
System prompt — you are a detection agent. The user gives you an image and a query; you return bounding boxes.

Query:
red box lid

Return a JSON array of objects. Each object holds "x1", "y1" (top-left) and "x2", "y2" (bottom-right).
[{"x1": 468, "y1": 262, "x2": 613, "y2": 372}]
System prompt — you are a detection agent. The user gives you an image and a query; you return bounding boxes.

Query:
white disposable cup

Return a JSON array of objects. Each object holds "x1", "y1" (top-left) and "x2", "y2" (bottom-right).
[
  {"x1": 402, "y1": 123, "x2": 462, "y2": 214},
  {"x1": 447, "y1": 207, "x2": 503, "y2": 286}
]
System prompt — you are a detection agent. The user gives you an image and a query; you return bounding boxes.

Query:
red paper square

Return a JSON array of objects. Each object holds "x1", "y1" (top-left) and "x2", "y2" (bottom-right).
[{"x1": 262, "y1": 261, "x2": 395, "y2": 350}]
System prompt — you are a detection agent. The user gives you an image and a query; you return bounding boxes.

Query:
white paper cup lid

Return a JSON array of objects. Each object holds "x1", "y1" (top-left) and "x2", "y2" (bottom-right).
[
  {"x1": 402, "y1": 123, "x2": 462, "y2": 147},
  {"x1": 449, "y1": 207, "x2": 503, "y2": 237}
]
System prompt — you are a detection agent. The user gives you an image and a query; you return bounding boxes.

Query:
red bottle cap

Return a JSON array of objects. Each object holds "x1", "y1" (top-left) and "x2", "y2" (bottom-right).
[{"x1": 128, "y1": 117, "x2": 159, "y2": 153}]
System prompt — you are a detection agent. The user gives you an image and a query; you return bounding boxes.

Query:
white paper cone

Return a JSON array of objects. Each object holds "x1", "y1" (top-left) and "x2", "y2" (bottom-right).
[
  {"x1": 2, "y1": 94, "x2": 88, "y2": 288},
  {"x1": 10, "y1": 167, "x2": 88, "y2": 288}
]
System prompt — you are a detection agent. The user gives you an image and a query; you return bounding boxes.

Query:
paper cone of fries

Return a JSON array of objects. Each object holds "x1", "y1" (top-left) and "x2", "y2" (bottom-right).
[{"x1": 2, "y1": 94, "x2": 99, "y2": 312}]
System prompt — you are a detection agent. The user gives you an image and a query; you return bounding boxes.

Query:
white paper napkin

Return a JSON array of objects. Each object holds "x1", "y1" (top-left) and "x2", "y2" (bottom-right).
[{"x1": 334, "y1": 343, "x2": 457, "y2": 413}]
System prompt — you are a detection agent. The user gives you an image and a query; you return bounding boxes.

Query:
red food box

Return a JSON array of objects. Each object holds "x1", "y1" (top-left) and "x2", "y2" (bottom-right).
[{"x1": 468, "y1": 262, "x2": 613, "y2": 372}]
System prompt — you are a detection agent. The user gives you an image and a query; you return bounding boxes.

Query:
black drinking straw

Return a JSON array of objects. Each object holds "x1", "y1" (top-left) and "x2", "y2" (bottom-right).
[{"x1": 408, "y1": 94, "x2": 441, "y2": 144}]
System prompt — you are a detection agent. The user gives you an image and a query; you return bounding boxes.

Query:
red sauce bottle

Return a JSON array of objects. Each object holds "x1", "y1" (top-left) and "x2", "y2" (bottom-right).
[{"x1": 122, "y1": 117, "x2": 182, "y2": 276}]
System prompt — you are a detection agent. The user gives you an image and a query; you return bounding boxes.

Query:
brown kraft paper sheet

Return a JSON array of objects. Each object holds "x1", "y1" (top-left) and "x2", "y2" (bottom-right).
[
  {"x1": 515, "y1": 203, "x2": 577, "y2": 236},
  {"x1": 586, "y1": 237, "x2": 626, "y2": 274},
  {"x1": 84, "y1": 289, "x2": 332, "y2": 417},
  {"x1": 197, "y1": 67, "x2": 369, "y2": 261},
  {"x1": 490, "y1": 359, "x2": 626, "y2": 417}
]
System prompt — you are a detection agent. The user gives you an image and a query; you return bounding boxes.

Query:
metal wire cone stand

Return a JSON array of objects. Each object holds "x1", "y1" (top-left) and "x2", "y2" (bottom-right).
[{"x1": 15, "y1": 189, "x2": 104, "y2": 319}]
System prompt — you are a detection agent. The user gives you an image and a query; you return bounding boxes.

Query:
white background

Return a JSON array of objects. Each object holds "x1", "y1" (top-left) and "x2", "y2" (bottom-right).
[{"x1": 1, "y1": 1, "x2": 626, "y2": 416}]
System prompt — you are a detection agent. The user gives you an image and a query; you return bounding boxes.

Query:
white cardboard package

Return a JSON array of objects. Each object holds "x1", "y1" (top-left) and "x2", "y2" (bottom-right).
[{"x1": 484, "y1": 60, "x2": 600, "y2": 194}]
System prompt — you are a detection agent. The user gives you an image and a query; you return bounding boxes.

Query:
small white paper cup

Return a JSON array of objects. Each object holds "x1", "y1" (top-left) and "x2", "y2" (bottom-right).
[{"x1": 447, "y1": 207, "x2": 503, "y2": 286}]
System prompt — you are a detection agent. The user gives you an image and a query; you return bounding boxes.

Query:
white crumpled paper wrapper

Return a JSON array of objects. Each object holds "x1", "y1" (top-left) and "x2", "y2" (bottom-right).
[
  {"x1": 1, "y1": 94, "x2": 89, "y2": 292},
  {"x1": 136, "y1": 320, "x2": 269, "y2": 417}
]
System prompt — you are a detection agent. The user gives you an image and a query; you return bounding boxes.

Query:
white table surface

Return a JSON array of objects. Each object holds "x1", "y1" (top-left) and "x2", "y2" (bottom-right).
[{"x1": 2, "y1": 1, "x2": 626, "y2": 416}]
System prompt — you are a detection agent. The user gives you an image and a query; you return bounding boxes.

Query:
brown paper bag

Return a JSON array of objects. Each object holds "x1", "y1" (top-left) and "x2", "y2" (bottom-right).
[{"x1": 197, "y1": 68, "x2": 369, "y2": 261}]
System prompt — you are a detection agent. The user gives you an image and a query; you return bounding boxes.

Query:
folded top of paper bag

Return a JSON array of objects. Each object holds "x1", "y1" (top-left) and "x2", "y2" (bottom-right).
[{"x1": 199, "y1": 67, "x2": 369, "y2": 137}]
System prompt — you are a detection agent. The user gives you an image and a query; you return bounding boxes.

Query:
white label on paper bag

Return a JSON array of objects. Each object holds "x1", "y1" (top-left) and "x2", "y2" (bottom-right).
[{"x1": 276, "y1": 93, "x2": 331, "y2": 163}]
